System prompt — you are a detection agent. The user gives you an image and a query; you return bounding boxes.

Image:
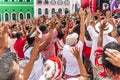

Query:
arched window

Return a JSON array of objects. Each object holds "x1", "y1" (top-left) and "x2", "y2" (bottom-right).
[
  {"x1": 12, "y1": 13, "x2": 16, "y2": 20},
  {"x1": 38, "y1": 8, "x2": 42, "y2": 15},
  {"x1": 65, "y1": 8, "x2": 69, "y2": 14},
  {"x1": 45, "y1": 8, "x2": 48, "y2": 16},
  {"x1": 26, "y1": 13, "x2": 31, "y2": 19},
  {"x1": 58, "y1": 8, "x2": 62, "y2": 14},
  {"x1": 20, "y1": 13, "x2": 24, "y2": 19},
  {"x1": 5, "y1": 13, "x2": 9, "y2": 22},
  {"x1": 51, "y1": 8, "x2": 55, "y2": 15}
]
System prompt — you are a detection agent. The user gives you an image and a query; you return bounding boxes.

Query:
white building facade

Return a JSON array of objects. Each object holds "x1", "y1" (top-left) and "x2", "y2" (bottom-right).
[{"x1": 34, "y1": 0, "x2": 76, "y2": 17}]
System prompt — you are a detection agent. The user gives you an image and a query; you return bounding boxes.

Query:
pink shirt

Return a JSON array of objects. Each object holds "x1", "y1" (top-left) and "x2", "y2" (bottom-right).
[{"x1": 40, "y1": 29, "x2": 58, "y2": 60}]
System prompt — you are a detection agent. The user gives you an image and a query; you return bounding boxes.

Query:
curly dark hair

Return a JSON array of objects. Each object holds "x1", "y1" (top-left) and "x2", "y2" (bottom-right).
[{"x1": 102, "y1": 42, "x2": 120, "y2": 75}]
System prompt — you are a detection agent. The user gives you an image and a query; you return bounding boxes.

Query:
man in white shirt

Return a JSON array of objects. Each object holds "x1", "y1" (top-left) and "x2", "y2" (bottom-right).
[
  {"x1": 62, "y1": 8, "x2": 86, "y2": 79},
  {"x1": 62, "y1": 33, "x2": 83, "y2": 77}
]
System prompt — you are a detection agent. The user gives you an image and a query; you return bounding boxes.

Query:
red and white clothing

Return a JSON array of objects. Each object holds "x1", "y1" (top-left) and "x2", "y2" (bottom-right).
[
  {"x1": 82, "y1": 38, "x2": 92, "y2": 58},
  {"x1": 95, "y1": 47, "x2": 107, "y2": 78},
  {"x1": 87, "y1": 25, "x2": 117, "y2": 66}
]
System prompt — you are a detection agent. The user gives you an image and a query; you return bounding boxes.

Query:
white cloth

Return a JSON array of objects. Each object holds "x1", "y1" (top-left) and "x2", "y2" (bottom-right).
[
  {"x1": 67, "y1": 78, "x2": 79, "y2": 80},
  {"x1": 39, "y1": 75, "x2": 46, "y2": 80},
  {"x1": 87, "y1": 26, "x2": 117, "y2": 66},
  {"x1": 9, "y1": 38, "x2": 16, "y2": 52},
  {"x1": 62, "y1": 41, "x2": 83, "y2": 76},
  {"x1": 85, "y1": 38, "x2": 92, "y2": 47},
  {"x1": 23, "y1": 44, "x2": 44, "y2": 80}
]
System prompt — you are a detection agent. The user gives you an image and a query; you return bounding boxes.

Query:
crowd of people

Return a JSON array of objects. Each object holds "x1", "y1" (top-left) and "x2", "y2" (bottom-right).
[{"x1": 0, "y1": 8, "x2": 120, "y2": 80}]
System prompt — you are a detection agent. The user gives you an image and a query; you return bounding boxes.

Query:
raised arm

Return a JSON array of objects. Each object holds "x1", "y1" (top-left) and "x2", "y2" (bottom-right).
[
  {"x1": 39, "y1": 20, "x2": 55, "y2": 51},
  {"x1": 72, "y1": 47, "x2": 88, "y2": 80},
  {"x1": 0, "y1": 23, "x2": 8, "y2": 55},
  {"x1": 23, "y1": 32, "x2": 40, "y2": 80},
  {"x1": 105, "y1": 49, "x2": 120, "y2": 68},
  {"x1": 79, "y1": 8, "x2": 86, "y2": 43},
  {"x1": 97, "y1": 20, "x2": 107, "y2": 47}
]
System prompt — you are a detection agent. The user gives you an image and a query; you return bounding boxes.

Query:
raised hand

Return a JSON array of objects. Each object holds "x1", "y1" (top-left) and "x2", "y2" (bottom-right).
[
  {"x1": 20, "y1": 19, "x2": 25, "y2": 25},
  {"x1": 49, "y1": 18, "x2": 56, "y2": 30},
  {"x1": 100, "y1": 20, "x2": 107, "y2": 30},
  {"x1": 71, "y1": 47, "x2": 80, "y2": 59},
  {"x1": 79, "y1": 8, "x2": 86, "y2": 21},
  {"x1": 2, "y1": 22, "x2": 9, "y2": 33},
  {"x1": 106, "y1": 10, "x2": 112, "y2": 19},
  {"x1": 56, "y1": 12, "x2": 60, "y2": 19},
  {"x1": 105, "y1": 49, "x2": 120, "y2": 67},
  {"x1": 42, "y1": 15, "x2": 47, "y2": 23},
  {"x1": 32, "y1": 19, "x2": 37, "y2": 26}
]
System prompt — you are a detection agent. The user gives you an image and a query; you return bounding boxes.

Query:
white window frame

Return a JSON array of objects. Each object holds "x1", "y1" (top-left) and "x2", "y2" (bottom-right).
[
  {"x1": 11, "y1": 12, "x2": 17, "y2": 21},
  {"x1": 19, "y1": 12, "x2": 24, "y2": 20},
  {"x1": 38, "y1": 8, "x2": 42, "y2": 15},
  {"x1": 4, "y1": 12, "x2": 10, "y2": 22},
  {"x1": 26, "y1": 12, "x2": 31, "y2": 19}
]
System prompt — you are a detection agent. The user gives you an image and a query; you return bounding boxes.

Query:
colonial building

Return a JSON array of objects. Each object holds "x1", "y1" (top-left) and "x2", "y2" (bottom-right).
[
  {"x1": 0, "y1": 0, "x2": 34, "y2": 22},
  {"x1": 34, "y1": 0, "x2": 77, "y2": 17}
]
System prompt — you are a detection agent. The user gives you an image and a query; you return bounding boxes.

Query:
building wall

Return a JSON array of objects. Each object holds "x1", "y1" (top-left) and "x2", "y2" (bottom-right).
[
  {"x1": 0, "y1": 0, "x2": 34, "y2": 22},
  {"x1": 34, "y1": 0, "x2": 76, "y2": 18}
]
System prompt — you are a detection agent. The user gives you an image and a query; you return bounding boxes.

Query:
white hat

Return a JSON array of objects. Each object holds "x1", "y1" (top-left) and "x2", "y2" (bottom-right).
[
  {"x1": 66, "y1": 33, "x2": 78, "y2": 46},
  {"x1": 40, "y1": 56, "x2": 62, "y2": 80},
  {"x1": 95, "y1": 22, "x2": 113, "y2": 34}
]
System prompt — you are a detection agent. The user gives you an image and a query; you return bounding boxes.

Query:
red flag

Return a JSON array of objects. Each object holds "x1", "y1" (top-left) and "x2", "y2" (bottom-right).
[
  {"x1": 89, "y1": 0, "x2": 96, "y2": 13},
  {"x1": 81, "y1": 0, "x2": 89, "y2": 9}
]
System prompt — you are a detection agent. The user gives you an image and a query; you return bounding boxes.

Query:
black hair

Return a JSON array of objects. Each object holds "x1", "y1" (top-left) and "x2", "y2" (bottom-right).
[
  {"x1": 27, "y1": 33, "x2": 35, "y2": 45},
  {"x1": 85, "y1": 30, "x2": 92, "y2": 40},
  {"x1": 94, "y1": 15, "x2": 98, "y2": 21},
  {"x1": 16, "y1": 32, "x2": 22, "y2": 39},
  {"x1": 57, "y1": 29, "x2": 64, "y2": 39},
  {"x1": 76, "y1": 19, "x2": 80, "y2": 24},
  {"x1": 102, "y1": 42, "x2": 120, "y2": 75},
  {"x1": 39, "y1": 24, "x2": 48, "y2": 33},
  {"x1": 25, "y1": 24, "x2": 30, "y2": 31},
  {"x1": 11, "y1": 24, "x2": 17, "y2": 29},
  {"x1": 61, "y1": 20, "x2": 66, "y2": 28},
  {"x1": 114, "y1": 16, "x2": 118, "y2": 19},
  {"x1": 73, "y1": 24, "x2": 80, "y2": 35}
]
